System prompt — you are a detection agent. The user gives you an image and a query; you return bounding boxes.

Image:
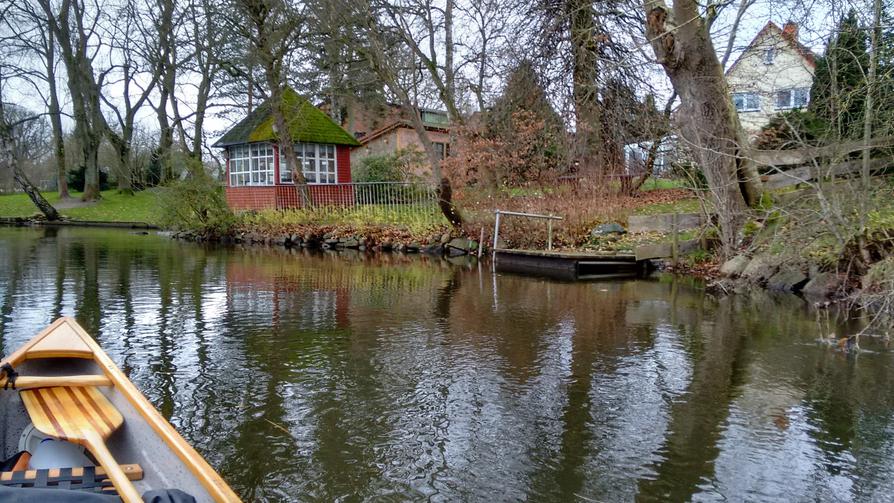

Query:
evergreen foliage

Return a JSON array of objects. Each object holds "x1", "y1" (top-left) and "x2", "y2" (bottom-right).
[
  {"x1": 809, "y1": 10, "x2": 869, "y2": 139},
  {"x1": 482, "y1": 61, "x2": 567, "y2": 182}
]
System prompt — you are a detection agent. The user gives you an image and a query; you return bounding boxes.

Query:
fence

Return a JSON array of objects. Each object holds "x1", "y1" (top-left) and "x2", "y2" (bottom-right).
[
  {"x1": 230, "y1": 181, "x2": 443, "y2": 225},
  {"x1": 308, "y1": 181, "x2": 441, "y2": 226}
]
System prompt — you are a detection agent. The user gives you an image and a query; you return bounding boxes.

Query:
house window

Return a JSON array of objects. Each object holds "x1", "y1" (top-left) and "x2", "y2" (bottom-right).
[
  {"x1": 433, "y1": 142, "x2": 448, "y2": 160},
  {"x1": 732, "y1": 92, "x2": 760, "y2": 112},
  {"x1": 421, "y1": 111, "x2": 449, "y2": 125},
  {"x1": 763, "y1": 48, "x2": 776, "y2": 64},
  {"x1": 228, "y1": 143, "x2": 274, "y2": 187},
  {"x1": 775, "y1": 88, "x2": 810, "y2": 110},
  {"x1": 280, "y1": 143, "x2": 337, "y2": 184}
]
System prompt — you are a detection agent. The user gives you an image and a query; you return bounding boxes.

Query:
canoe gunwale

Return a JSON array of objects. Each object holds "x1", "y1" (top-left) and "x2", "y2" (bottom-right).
[{"x1": 0, "y1": 317, "x2": 241, "y2": 502}]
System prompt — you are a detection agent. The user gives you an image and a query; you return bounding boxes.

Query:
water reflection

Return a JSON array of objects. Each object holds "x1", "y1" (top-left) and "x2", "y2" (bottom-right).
[{"x1": 1, "y1": 226, "x2": 893, "y2": 502}]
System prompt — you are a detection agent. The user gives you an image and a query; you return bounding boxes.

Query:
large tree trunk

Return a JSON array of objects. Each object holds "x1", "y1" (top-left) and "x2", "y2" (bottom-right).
[
  {"x1": 39, "y1": 0, "x2": 105, "y2": 201},
  {"x1": 644, "y1": 0, "x2": 763, "y2": 255},
  {"x1": 46, "y1": 29, "x2": 69, "y2": 199},
  {"x1": 569, "y1": 0, "x2": 612, "y2": 177},
  {"x1": 113, "y1": 140, "x2": 134, "y2": 194},
  {"x1": 154, "y1": 0, "x2": 176, "y2": 183},
  {"x1": 268, "y1": 83, "x2": 312, "y2": 207}
]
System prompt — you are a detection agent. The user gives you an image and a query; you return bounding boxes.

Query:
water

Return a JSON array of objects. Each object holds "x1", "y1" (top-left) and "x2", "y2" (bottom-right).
[{"x1": 1, "y1": 226, "x2": 893, "y2": 502}]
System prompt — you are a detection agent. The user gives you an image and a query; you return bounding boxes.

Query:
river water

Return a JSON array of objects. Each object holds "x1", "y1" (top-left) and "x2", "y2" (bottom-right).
[{"x1": 1, "y1": 226, "x2": 893, "y2": 502}]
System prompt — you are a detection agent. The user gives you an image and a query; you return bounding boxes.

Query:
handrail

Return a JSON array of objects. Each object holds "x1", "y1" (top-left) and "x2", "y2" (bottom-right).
[{"x1": 493, "y1": 209, "x2": 564, "y2": 255}]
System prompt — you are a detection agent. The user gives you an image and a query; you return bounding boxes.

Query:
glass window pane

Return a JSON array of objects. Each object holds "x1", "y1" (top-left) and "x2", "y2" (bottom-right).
[
  {"x1": 747, "y1": 94, "x2": 759, "y2": 110},
  {"x1": 776, "y1": 90, "x2": 790, "y2": 109},
  {"x1": 794, "y1": 88, "x2": 809, "y2": 107}
]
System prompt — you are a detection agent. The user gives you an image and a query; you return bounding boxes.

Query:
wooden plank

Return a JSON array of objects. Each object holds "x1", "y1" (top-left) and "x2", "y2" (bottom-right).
[
  {"x1": 0, "y1": 464, "x2": 144, "y2": 482},
  {"x1": 496, "y1": 249, "x2": 636, "y2": 261},
  {"x1": 763, "y1": 158, "x2": 890, "y2": 190},
  {"x1": 26, "y1": 323, "x2": 94, "y2": 360},
  {"x1": 749, "y1": 135, "x2": 894, "y2": 166},
  {"x1": 0, "y1": 375, "x2": 113, "y2": 390}
]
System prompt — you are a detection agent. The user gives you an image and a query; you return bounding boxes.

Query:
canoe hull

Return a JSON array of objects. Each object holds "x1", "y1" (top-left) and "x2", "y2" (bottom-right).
[{"x1": 0, "y1": 318, "x2": 240, "y2": 502}]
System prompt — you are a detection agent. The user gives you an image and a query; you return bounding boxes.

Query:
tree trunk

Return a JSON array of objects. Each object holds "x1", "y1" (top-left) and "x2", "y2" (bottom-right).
[
  {"x1": 862, "y1": 0, "x2": 882, "y2": 189},
  {"x1": 268, "y1": 84, "x2": 312, "y2": 207},
  {"x1": 113, "y1": 141, "x2": 134, "y2": 194},
  {"x1": 0, "y1": 114, "x2": 61, "y2": 221},
  {"x1": 644, "y1": 0, "x2": 763, "y2": 255},
  {"x1": 46, "y1": 29, "x2": 68, "y2": 199},
  {"x1": 569, "y1": 0, "x2": 604, "y2": 176},
  {"x1": 38, "y1": 0, "x2": 105, "y2": 201}
]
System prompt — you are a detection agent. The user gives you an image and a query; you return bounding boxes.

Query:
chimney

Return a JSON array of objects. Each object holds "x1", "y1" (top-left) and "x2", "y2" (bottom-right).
[{"x1": 783, "y1": 22, "x2": 799, "y2": 39}]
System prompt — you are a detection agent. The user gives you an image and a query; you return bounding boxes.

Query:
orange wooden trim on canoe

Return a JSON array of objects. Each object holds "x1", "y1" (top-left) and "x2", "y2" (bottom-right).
[
  {"x1": 0, "y1": 463, "x2": 144, "y2": 482},
  {"x1": 1, "y1": 318, "x2": 93, "y2": 367},
  {"x1": 6, "y1": 318, "x2": 241, "y2": 502},
  {"x1": 0, "y1": 375, "x2": 113, "y2": 389}
]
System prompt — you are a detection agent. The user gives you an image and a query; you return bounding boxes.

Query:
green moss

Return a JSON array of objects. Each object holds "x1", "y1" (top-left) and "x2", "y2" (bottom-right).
[{"x1": 219, "y1": 88, "x2": 359, "y2": 147}]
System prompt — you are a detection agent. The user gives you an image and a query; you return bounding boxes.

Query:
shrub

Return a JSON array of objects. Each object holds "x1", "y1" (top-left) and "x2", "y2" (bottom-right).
[
  {"x1": 67, "y1": 166, "x2": 111, "y2": 192},
  {"x1": 353, "y1": 149, "x2": 424, "y2": 183},
  {"x1": 753, "y1": 110, "x2": 827, "y2": 151},
  {"x1": 157, "y1": 173, "x2": 234, "y2": 237}
]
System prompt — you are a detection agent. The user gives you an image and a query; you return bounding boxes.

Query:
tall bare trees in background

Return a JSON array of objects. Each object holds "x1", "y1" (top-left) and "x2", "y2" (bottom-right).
[{"x1": 1, "y1": 0, "x2": 891, "y2": 251}]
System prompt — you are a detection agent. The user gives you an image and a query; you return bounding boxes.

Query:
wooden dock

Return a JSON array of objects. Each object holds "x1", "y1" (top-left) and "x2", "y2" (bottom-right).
[{"x1": 494, "y1": 249, "x2": 648, "y2": 281}]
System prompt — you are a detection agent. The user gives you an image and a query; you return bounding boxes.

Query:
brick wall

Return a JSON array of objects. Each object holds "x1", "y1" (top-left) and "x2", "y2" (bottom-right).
[{"x1": 226, "y1": 186, "x2": 277, "y2": 210}]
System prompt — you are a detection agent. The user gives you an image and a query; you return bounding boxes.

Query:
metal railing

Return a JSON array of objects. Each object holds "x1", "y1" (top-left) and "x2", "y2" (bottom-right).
[
  {"x1": 304, "y1": 181, "x2": 441, "y2": 224},
  {"x1": 493, "y1": 209, "x2": 563, "y2": 254}
]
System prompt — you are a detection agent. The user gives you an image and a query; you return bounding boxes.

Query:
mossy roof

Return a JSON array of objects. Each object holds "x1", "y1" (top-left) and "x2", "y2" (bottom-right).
[{"x1": 213, "y1": 88, "x2": 360, "y2": 148}]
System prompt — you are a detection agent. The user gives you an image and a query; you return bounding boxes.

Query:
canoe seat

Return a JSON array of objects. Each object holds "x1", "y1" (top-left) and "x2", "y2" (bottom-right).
[{"x1": 0, "y1": 464, "x2": 143, "y2": 494}]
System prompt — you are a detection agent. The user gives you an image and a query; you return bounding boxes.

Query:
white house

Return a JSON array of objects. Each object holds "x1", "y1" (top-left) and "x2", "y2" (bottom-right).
[{"x1": 726, "y1": 22, "x2": 817, "y2": 135}]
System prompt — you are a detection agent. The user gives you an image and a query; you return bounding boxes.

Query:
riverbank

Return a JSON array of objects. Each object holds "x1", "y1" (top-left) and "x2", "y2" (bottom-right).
[
  {"x1": 701, "y1": 178, "x2": 894, "y2": 331},
  {"x1": 0, "y1": 189, "x2": 162, "y2": 223}
]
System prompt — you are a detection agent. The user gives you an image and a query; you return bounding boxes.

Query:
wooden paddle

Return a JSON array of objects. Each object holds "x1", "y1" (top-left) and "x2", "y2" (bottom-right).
[{"x1": 20, "y1": 386, "x2": 142, "y2": 503}]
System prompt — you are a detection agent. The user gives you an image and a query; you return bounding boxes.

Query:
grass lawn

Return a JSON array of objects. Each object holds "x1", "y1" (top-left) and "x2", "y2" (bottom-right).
[
  {"x1": 0, "y1": 189, "x2": 163, "y2": 224},
  {"x1": 639, "y1": 178, "x2": 687, "y2": 191},
  {"x1": 633, "y1": 197, "x2": 702, "y2": 216}
]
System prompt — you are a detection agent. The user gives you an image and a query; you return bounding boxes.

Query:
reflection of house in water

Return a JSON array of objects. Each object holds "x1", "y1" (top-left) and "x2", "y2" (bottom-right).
[{"x1": 225, "y1": 254, "x2": 350, "y2": 330}]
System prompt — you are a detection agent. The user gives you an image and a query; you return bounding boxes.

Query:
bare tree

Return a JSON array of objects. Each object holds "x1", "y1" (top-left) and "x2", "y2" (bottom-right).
[
  {"x1": 36, "y1": 0, "x2": 109, "y2": 201},
  {"x1": 234, "y1": 0, "x2": 312, "y2": 205},
  {"x1": 644, "y1": 0, "x2": 763, "y2": 255},
  {"x1": 101, "y1": 0, "x2": 157, "y2": 193},
  {"x1": 339, "y1": 0, "x2": 464, "y2": 226},
  {"x1": 2, "y1": 2, "x2": 71, "y2": 199},
  {"x1": 0, "y1": 92, "x2": 60, "y2": 220}
]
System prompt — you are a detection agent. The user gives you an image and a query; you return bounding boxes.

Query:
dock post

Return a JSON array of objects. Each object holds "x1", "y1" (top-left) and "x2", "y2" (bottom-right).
[
  {"x1": 478, "y1": 227, "x2": 484, "y2": 259},
  {"x1": 493, "y1": 211, "x2": 501, "y2": 258},
  {"x1": 547, "y1": 219, "x2": 553, "y2": 251}
]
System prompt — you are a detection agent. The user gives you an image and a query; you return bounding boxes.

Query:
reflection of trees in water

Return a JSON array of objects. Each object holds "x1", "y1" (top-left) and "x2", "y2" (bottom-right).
[
  {"x1": 0, "y1": 230, "x2": 42, "y2": 355},
  {"x1": 636, "y1": 297, "x2": 749, "y2": 502},
  {"x1": 7, "y1": 228, "x2": 894, "y2": 500}
]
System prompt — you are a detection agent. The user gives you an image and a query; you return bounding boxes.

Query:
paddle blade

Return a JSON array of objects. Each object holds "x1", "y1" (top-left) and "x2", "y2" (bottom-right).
[{"x1": 21, "y1": 386, "x2": 124, "y2": 443}]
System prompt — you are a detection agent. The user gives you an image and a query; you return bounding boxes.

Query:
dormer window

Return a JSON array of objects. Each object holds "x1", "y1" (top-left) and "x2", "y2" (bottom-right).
[{"x1": 763, "y1": 48, "x2": 776, "y2": 64}]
